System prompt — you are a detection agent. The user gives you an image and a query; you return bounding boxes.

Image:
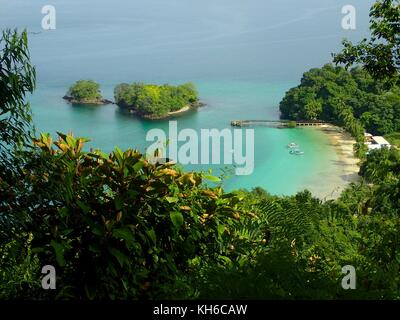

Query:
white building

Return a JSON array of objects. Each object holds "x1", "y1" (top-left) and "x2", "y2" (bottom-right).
[{"x1": 364, "y1": 133, "x2": 391, "y2": 151}]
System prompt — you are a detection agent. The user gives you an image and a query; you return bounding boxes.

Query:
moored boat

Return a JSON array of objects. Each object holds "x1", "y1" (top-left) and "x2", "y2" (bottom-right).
[
  {"x1": 289, "y1": 149, "x2": 305, "y2": 155},
  {"x1": 287, "y1": 142, "x2": 299, "y2": 148}
]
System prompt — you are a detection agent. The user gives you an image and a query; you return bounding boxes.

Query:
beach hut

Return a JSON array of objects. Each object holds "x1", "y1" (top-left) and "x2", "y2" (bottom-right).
[{"x1": 366, "y1": 135, "x2": 391, "y2": 151}]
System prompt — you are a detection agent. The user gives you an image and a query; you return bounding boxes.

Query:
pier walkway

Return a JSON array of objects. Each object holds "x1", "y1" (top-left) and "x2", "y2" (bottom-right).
[{"x1": 230, "y1": 120, "x2": 327, "y2": 128}]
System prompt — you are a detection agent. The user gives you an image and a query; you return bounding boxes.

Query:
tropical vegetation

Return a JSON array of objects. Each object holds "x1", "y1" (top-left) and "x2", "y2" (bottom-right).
[
  {"x1": 1, "y1": 0, "x2": 400, "y2": 300},
  {"x1": 114, "y1": 82, "x2": 198, "y2": 119},
  {"x1": 66, "y1": 80, "x2": 104, "y2": 104},
  {"x1": 281, "y1": 0, "x2": 400, "y2": 157},
  {"x1": 280, "y1": 65, "x2": 400, "y2": 137}
]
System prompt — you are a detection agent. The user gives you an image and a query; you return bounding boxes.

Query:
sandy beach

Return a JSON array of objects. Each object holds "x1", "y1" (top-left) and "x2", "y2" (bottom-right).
[
  {"x1": 305, "y1": 125, "x2": 361, "y2": 200},
  {"x1": 167, "y1": 105, "x2": 191, "y2": 116},
  {"x1": 139, "y1": 104, "x2": 194, "y2": 120}
]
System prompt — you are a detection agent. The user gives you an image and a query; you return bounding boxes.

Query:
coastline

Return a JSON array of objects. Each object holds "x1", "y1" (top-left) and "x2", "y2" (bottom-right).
[
  {"x1": 167, "y1": 105, "x2": 191, "y2": 116},
  {"x1": 132, "y1": 102, "x2": 204, "y2": 120},
  {"x1": 63, "y1": 95, "x2": 114, "y2": 105},
  {"x1": 309, "y1": 125, "x2": 361, "y2": 200},
  {"x1": 137, "y1": 104, "x2": 192, "y2": 120}
]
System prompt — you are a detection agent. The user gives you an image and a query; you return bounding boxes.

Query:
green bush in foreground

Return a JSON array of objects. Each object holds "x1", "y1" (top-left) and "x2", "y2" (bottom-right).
[
  {"x1": 9, "y1": 132, "x2": 265, "y2": 299},
  {"x1": 0, "y1": 235, "x2": 42, "y2": 299}
]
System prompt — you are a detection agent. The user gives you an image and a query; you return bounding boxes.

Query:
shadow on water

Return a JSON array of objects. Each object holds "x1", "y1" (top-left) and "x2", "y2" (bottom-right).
[
  {"x1": 70, "y1": 103, "x2": 106, "y2": 115},
  {"x1": 114, "y1": 106, "x2": 200, "y2": 130}
]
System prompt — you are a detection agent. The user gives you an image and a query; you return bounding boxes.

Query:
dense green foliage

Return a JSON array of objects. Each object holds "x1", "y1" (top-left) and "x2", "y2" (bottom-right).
[
  {"x1": 333, "y1": 0, "x2": 400, "y2": 83},
  {"x1": 0, "y1": 29, "x2": 35, "y2": 187},
  {"x1": 0, "y1": 236, "x2": 41, "y2": 299},
  {"x1": 199, "y1": 163, "x2": 400, "y2": 299},
  {"x1": 5, "y1": 132, "x2": 399, "y2": 299},
  {"x1": 67, "y1": 80, "x2": 102, "y2": 102},
  {"x1": 360, "y1": 147, "x2": 400, "y2": 184},
  {"x1": 281, "y1": 0, "x2": 400, "y2": 160},
  {"x1": 0, "y1": 30, "x2": 39, "y2": 299},
  {"x1": 4, "y1": 132, "x2": 265, "y2": 299},
  {"x1": 4, "y1": 131, "x2": 399, "y2": 300},
  {"x1": 385, "y1": 132, "x2": 400, "y2": 147},
  {"x1": 280, "y1": 65, "x2": 400, "y2": 137},
  {"x1": 0, "y1": 29, "x2": 35, "y2": 256},
  {"x1": 2, "y1": 3, "x2": 400, "y2": 300},
  {"x1": 114, "y1": 82, "x2": 198, "y2": 118}
]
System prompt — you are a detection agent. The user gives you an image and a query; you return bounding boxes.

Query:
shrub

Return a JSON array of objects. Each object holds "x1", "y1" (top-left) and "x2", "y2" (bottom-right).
[
  {"x1": 114, "y1": 82, "x2": 198, "y2": 118},
  {"x1": 68, "y1": 80, "x2": 102, "y2": 102},
  {"x1": 0, "y1": 235, "x2": 42, "y2": 299},
  {"x1": 16, "y1": 132, "x2": 261, "y2": 299}
]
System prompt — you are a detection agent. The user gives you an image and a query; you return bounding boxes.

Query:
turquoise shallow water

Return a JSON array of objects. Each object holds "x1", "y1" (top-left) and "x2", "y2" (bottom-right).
[
  {"x1": 29, "y1": 82, "x2": 338, "y2": 196},
  {"x1": 1, "y1": 0, "x2": 374, "y2": 195}
]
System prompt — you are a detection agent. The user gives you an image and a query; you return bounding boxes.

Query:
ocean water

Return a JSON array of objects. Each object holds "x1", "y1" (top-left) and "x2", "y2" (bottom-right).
[{"x1": 0, "y1": 0, "x2": 374, "y2": 196}]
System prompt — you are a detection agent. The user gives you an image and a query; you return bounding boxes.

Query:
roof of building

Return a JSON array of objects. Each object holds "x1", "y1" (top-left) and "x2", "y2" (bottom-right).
[{"x1": 372, "y1": 136, "x2": 391, "y2": 145}]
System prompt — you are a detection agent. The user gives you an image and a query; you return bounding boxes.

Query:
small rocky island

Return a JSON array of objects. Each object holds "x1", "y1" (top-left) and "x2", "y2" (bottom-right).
[
  {"x1": 64, "y1": 80, "x2": 113, "y2": 105},
  {"x1": 114, "y1": 82, "x2": 201, "y2": 119}
]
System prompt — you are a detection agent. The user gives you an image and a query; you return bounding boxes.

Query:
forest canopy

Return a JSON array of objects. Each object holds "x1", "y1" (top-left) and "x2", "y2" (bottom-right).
[
  {"x1": 114, "y1": 82, "x2": 198, "y2": 119},
  {"x1": 67, "y1": 80, "x2": 103, "y2": 103},
  {"x1": 279, "y1": 64, "x2": 400, "y2": 136}
]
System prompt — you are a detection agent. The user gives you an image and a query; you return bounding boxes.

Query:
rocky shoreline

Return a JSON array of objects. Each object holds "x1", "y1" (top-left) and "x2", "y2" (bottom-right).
[{"x1": 63, "y1": 95, "x2": 115, "y2": 105}]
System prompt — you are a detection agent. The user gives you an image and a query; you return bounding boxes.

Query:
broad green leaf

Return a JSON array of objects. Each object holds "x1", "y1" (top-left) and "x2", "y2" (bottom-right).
[
  {"x1": 66, "y1": 134, "x2": 75, "y2": 147},
  {"x1": 123, "y1": 167, "x2": 129, "y2": 177},
  {"x1": 114, "y1": 147, "x2": 124, "y2": 161},
  {"x1": 50, "y1": 240, "x2": 66, "y2": 267},
  {"x1": 205, "y1": 175, "x2": 221, "y2": 182},
  {"x1": 146, "y1": 229, "x2": 157, "y2": 244},
  {"x1": 108, "y1": 247, "x2": 128, "y2": 267},
  {"x1": 218, "y1": 256, "x2": 232, "y2": 266},
  {"x1": 165, "y1": 196, "x2": 179, "y2": 203},
  {"x1": 112, "y1": 227, "x2": 134, "y2": 244},
  {"x1": 217, "y1": 224, "x2": 225, "y2": 237},
  {"x1": 133, "y1": 161, "x2": 144, "y2": 172},
  {"x1": 170, "y1": 211, "x2": 184, "y2": 229},
  {"x1": 76, "y1": 200, "x2": 90, "y2": 214}
]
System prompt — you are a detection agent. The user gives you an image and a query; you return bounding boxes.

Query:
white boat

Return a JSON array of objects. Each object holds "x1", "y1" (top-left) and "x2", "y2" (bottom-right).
[
  {"x1": 287, "y1": 142, "x2": 299, "y2": 148},
  {"x1": 289, "y1": 149, "x2": 304, "y2": 155}
]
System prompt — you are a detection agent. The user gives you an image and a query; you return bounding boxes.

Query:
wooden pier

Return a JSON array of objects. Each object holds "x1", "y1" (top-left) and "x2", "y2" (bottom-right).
[{"x1": 230, "y1": 120, "x2": 327, "y2": 128}]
